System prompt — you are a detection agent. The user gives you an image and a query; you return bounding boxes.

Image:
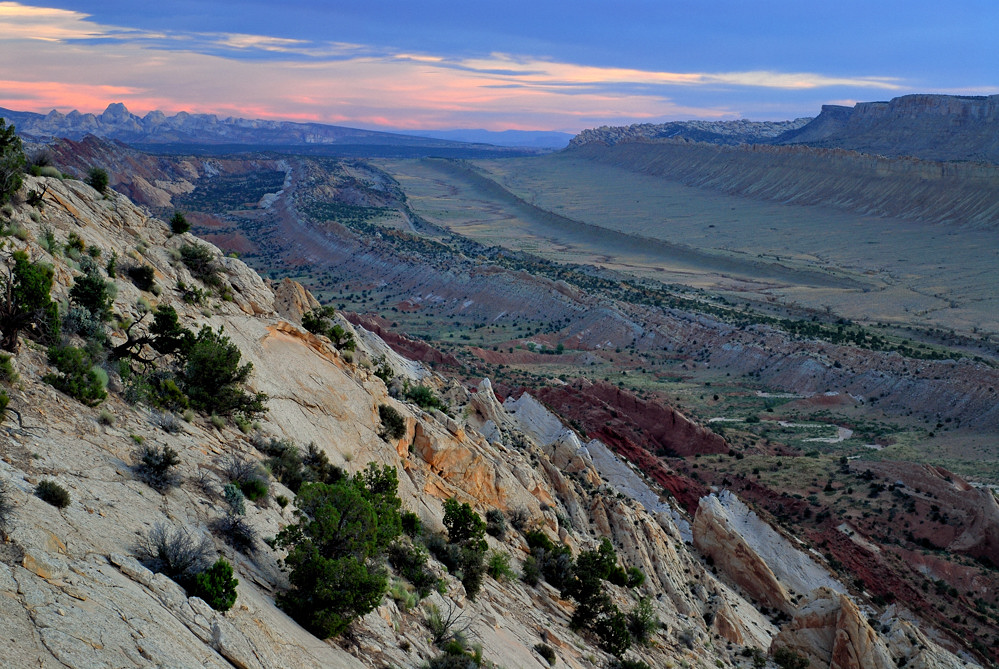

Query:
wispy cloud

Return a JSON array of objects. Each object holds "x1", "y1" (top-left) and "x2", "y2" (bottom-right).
[{"x1": 0, "y1": 2, "x2": 910, "y2": 130}]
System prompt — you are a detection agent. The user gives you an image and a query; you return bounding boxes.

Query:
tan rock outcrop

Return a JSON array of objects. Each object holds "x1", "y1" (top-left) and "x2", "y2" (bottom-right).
[
  {"x1": 693, "y1": 494, "x2": 793, "y2": 612},
  {"x1": 772, "y1": 587, "x2": 894, "y2": 669},
  {"x1": 272, "y1": 277, "x2": 321, "y2": 322}
]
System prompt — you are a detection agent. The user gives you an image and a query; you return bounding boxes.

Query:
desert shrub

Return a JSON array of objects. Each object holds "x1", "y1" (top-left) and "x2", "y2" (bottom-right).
[
  {"x1": 257, "y1": 437, "x2": 343, "y2": 494},
  {"x1": 401, "y1": 510, "x2": 422, "y2": 537},
  {"x1": 387, "y1": 540, "x2": 438, "y2": 597},
  {"x1": 378, "y1": 403, "x2": 406, "y2": 440},
  {"x1": 215, "y1": 509, "x2": 256, "y2": 553},
  {"x1": 525, "y1": 531, "x2": 574, "y2": 590},
  {"x1": 301, "y1": 442, "x2": 344, "y2": 486},
  {"x1": 627, "y1": 597, "x2": 659, "y2": 646},
  {"x1": 773, "y1": 647, "x2": 810, "y2": 669},
  {"x1": 373, "y1": 357, "x2": 394, "y2": 384},
  {"x1": 43, "y1": 345, "x2": 107, "y2": 406},
  {"x1": 484, "y1": 508, "x2": 506, "y2": 539},
  {"x1": 127, "y1": 264, "x2": 156, "y2": 291},
  {"x1": 627, "y1": 566, "x2": 645, "y2": 588},
  {"x1": 443, "y1": 498, "x2": 486, "y2": 549},
  {"x1": 0, "y1": 119, "x2": 25, "y2": 205},
  {"x1": 0, "y1": 481, "x2": 13, "y2": 533},
  {"x1": 405, "y1": 384, "x2": 447, "y2": 412},
  {"x1": 508, "y1": 506, "x2": 529, "y2": 532},
  {"x1": 179, "y1": 325, "x2": 267, "y2": 418},
  {"x1": 259, "y1": 436, "x2": 305, "y2": 489},
  {"x1": 170, "y1": 211, "x2": 190, "y2": 234},
  {"x1": 35, "y1": 479, "x2": 70, "y2": 508},
  {"x1": 86, "y1": 167, "x2": 109, "y2": 194},
  {"x1": 458, "y1": 545, "x2": 487, "y2": 600},
  {"x1": 137, "y1": 523, "x2": 214, "y2": 583},
  {"x1": 223, "y1": 483, "x2": 246, "y2": 515},
  {"x1": 26, "y1": 185, "x2": 49, "y2": 209},
  {"x1": 487, "y1": 550, "x2": 514, "y2": 581},
  {"x1": 70, "y1": 257, "x2": 114, "y2": 320},
  {"x1": 105, "y1": 250, "x2": 118, "y2": 276},
  {"x1": 273, "y1": 464, "x2": 402, "y2": 639},
  {"x1": 150, "y1": 408, "x2": 183, "y2": 433},
  {"x1": 521, "y1": 554, "x2": 541, "y2": 586},
  {"x1": 135, "y1": 443, "x2": 181, "y2": 491},
  {"x1": 534, "y1": 643, "x2": 557, "y2": 666},
  {"x1": 219, "y1": 453, "x2": 268, "y2": 503},
  {"x1": 301, "y1": 306, "x2": 356, "y2": 350},
  {"x1": 189, "y1": 557, "x2": 238, "y2": 612},
  {"x1": 608, "y1": 660, "x2": 652, "y2": 669},
  {"x1": 240, "y1": 477, "x2": 268, "y2": 502},
  {"x1": 0, "y1": 250, "x2": 60, "y2": 351},
  {"x1": 0, "y1": 388, "x2": 9, "y2": 417},
  {"x1": 0, "y1": 352, "x2": 16, "y2": 382},
  {"x1": 424, "y1": 600, "x2": 474, "y2": 646},
  {"x1": 66, "y1": 232, "x2": 85, "y2": 253},
  {"x1": 179, "y1": 243, "x2": 222, "y2": 288}
]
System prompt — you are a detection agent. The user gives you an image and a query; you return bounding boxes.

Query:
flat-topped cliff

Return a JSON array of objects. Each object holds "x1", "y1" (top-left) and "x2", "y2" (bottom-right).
[{"x1": 775, "y1": 94, "x2": 999, "y2": 163}]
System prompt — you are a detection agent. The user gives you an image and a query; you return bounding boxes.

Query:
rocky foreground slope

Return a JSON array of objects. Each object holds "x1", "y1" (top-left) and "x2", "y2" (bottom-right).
[{"x1": 0, "y1": 174, "x2": 985, "y2": 668}]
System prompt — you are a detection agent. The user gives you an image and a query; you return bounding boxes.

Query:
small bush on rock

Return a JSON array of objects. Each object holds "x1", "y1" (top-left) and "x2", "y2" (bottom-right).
[
  {"x1": 190, "y1": 557, "x2": 238, "y2": 612},
  {"x1": 170, "y1": 211, "x2": 190, "y2": 234},
  {"x1": 85, "y1": 167, "x2": 109, "y2": 194},
  {"x1": 401, "y1": 510, "x2": 422, "y2": 537},
  {"x1": 534, "y1": 643, "x2": 556, "y2": 666},
  {"x1": 126, "y1": 264, "x2": 156, "y2": 291},
  {"x1": 0, "y1": 481, "x2": 13, "y2": 532},
  {"x1": 301, "y1": 306, "x2": 355, "y2": 350},
  {"x1": 137, "y1": 523, "x2": 213, "y2": 583},
  {"x1": 405, "y1": 384, "x2": 447, "y2": 412},
  {"x1": 179, "y1": 243, "x2": 222, "y2": 288},
  {"x1": 485, "y1": 508, "x2": 506, "y2": 539},
  {"x1": 43, "y1": 345, "x2": 107, "y2": 406},
  {"x1": 274, "y1": 464, "x2": 402, "y2": 639},
  {"x1": 378, "y1": 403, "x2": 406, "y2": 440},
  {"x1": 179, "y1": 325, "x2": 267, "y2": 418},
  {"x1": 35, "y1": 479, "x2": 70, "y2": 508},
  {"x1": 135, "y1": 444, "x2": 181, "y2": 491}
]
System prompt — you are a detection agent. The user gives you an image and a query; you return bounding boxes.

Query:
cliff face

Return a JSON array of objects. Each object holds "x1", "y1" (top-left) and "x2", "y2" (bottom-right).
[
  {"x1": 775, "y1": 94, "x2": 999, "y2": 164},
  {"x1": 0, "y1": 174, "x2": 980, "y2": 668}
]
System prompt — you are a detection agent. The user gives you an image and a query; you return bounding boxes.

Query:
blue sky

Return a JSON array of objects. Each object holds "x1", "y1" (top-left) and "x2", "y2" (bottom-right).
[{"x1": 1, "y1": 1, "x2": 996, "y2": 131}]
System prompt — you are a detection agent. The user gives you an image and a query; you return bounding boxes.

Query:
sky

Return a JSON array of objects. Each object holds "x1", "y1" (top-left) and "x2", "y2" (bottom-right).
[{"x1": 0, "y1": 1, "x2": 997, "y2": 132}]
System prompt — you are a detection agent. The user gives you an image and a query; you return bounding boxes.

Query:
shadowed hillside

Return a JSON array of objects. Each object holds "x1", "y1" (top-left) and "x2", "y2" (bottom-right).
[{"x1": 568, "y1": 140, "x2": 999, "y2": 228}]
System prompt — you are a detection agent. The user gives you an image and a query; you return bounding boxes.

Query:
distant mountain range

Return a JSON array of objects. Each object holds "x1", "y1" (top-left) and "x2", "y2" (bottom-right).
[
  {"x1": 569, "y1": 118, "x2": 813, "y2": 147},
  {"x1": 571, "y1": 94, "x2": 999, "y2": 165},
  {"x1": 397, "y1": 128, "x2": 572, "y2": 148},
  {"x1": 0, "y1": 103, "x2": 559, "y2": 154}
]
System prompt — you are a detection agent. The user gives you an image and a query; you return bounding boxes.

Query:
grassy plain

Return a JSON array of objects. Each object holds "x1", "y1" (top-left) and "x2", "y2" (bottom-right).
[{"x1": 380, "y1": 155, "x2": 999, "y2": 337}]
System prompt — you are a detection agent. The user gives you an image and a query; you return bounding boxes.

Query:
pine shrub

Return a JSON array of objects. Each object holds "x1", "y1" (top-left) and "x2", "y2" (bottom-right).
[
  {"x1": 190, "y1": 557, "x2": 238, "y2": 611},
  {"x1": 36, "y1": 480, "x2": 70, "y2": 508}
]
